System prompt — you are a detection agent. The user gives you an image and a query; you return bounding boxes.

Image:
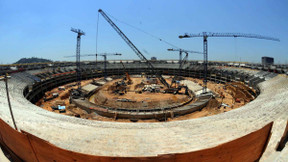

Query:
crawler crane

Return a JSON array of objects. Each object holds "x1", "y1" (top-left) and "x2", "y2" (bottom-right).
[{"x1": 98, "y1": 9, "x2": 170, "y2": 88}]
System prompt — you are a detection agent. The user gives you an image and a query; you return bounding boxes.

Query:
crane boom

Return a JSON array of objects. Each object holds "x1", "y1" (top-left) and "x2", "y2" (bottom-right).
[
  {"x1": 179, "y1": 32, "x2": 280, "y2": 93},
  {"x1": 64, "y1": 53, "x2": 121, "y2": 80},
  {"x1": 168, "y1": 48, "x2": 203, "y2": 54},
  {"x1": 179, "y1": 32, "x2": 280, "y2": 41},
  {"x1": 98, "y1": 9, "x2": 170, "y2": 88},
  {"x1": 83, "y1": 53, "x2": 121, "y2": 57},
  {"x1": 64, "y1": 53, "x2": 120, "y2": 57}
]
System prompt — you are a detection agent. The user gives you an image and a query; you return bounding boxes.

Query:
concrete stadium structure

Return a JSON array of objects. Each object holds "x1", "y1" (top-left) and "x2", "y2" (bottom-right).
[{"x1": 0, "y1": 60, "x2": 287, "y2": 161}]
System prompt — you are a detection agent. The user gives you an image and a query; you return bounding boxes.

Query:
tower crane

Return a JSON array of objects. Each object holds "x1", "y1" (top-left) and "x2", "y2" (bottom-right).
[
  {"x1": 179, "y1": 32, "x2": 280, "y2": 93},
  {"x1": 65, "y1": 53, "x2": 121, "y2": 80},
  {"x1": 98, "y1": 9, "x2": 170, "y2": 88},
  {"x1": 167, "y1": 48, "x2": 203, "y2": 69},
  {"x1": 85, "y1": 53, "x2": 98, "y2": 69},
  {"x1": 71, "y1": 28, "x2": 85, "y2": 89},
  {"x1": 167, "y1": 48, "x2": 203, "y2": 87},
  {"x1": 84, "y1": 53, "x2": 121, "y2": 80}
]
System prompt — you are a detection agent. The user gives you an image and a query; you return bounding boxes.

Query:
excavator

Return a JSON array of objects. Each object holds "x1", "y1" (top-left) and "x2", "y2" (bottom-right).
[
  {"x1": 109, "y1": 61, "x2": 132, "y2": 95},
  {"x1": 120, "y1": 60, "x2": 132, "y2": 85}
]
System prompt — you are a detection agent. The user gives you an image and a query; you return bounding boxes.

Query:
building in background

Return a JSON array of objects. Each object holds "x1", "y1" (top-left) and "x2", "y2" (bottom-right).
[
  {"x1": 151, "y1": 57, "x2": 157, "y2": 61},
  {"x1": 262, "y1": 56, "x2": 274, "y2": 66}
]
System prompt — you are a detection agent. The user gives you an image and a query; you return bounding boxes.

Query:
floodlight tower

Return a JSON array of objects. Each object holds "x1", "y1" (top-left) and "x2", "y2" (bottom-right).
[
  {"x1": 179, "y1": 32, "x2": 280, "y2": 93},
  {"x1": 71, "y1": 28, "x2": 85, "y2": 89}
]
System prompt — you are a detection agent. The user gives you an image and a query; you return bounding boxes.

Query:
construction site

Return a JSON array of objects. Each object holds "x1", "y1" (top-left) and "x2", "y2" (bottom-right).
[
  {"x1": 34, "y1": 9, "x2": 259, "y2": 122},
  {"x1": 0, "y1": 7, "x2": 287, "y2": 162},
  {"x1": 35, "y1": 73, "x2": 254, "y2": 122}
]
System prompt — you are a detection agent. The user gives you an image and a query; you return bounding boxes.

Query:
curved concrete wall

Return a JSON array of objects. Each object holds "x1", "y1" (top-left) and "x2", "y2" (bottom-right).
[{"x1": 0, "y1": 118, "x2": 272, "y2": 161}]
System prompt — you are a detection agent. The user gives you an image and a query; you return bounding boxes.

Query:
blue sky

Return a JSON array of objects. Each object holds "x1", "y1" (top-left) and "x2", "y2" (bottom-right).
[{"x1": 0, "y1": 0, "x2": 287, "y2": 64}]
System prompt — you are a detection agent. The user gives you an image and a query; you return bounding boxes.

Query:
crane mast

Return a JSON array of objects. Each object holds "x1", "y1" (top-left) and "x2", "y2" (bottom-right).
[
  {"x1": 71, "y1": 28, "x2": 85, "y2": 89},
  {"x1": 167, "y1": 48, "x2": 202, "y2": 69},
  {"x1": 98, "y1": 9, "x2": 170, "y2": 88},
  {"x1": 98, "y1": 53, "x2": 121, "y2": 79},
  {"x1": 82, "y1": 53, "x2": 121, "y2": 80},
  {"x1": 167, "y1": 48, "x2": 203, "y2": 87},
  {"x1": 179, "y1": 32, "x2": 280, "y2": 93},
  {"x1": 83, "y1": 53, "x2": 120, "y2": 70}
]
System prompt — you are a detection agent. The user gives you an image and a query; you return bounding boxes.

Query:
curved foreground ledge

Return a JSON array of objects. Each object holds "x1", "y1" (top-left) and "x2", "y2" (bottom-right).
[
  {"x1": 0, "y1": 66, "x2": 287, "y2": 161},
  {"x1": 0, "y1": 117, "x2": 273, "y2": 161}
]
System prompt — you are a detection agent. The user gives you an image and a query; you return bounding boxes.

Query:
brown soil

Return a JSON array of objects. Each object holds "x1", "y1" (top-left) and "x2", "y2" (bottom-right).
[
  {"x1": 90, "y1": 78, "x2": 190, "y2": 109},
  {"x1": 37, "y1": 76, "x2": 254, "y2": 122},
  {"x1": 36, "y1": 79, "x2": 98, "y2": 118}
]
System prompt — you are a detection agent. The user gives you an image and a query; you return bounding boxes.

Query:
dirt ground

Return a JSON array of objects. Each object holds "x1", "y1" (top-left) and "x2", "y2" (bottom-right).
[
  {"x1": 164, "y1": 78, "x2": 253, "y2": 121},
  {"x1": 35, "y1": 79, "x2": 97, "y2": 118},
  {"x1": 36, "y1": 76, "x2": 254, "y2": 122},
  {"x1": 89, "y1": 78, "x2": 190, "y2": 109}
]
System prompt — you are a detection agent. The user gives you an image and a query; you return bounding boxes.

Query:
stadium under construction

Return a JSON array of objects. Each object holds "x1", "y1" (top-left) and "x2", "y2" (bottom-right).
[{"x1": 0, "y1": 9, "x2": 287, "y2": 162}]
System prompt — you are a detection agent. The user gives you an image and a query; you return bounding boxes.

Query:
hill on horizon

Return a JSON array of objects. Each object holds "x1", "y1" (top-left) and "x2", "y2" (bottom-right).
[{"x1": 14, "y1": 57, "x2": 53, "y2": 64}]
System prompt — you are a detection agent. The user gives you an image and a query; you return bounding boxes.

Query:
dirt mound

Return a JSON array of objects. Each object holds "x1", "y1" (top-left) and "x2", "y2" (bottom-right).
[
  {"x1": 225, "y1": 82, "x2": 254, "y2": 102},
  {"x1": 93, "y1": 91, "x2": 108, "y2": 105},
  {"x1": 206, "y1": 98, "x2": 220, "y2": 109}
]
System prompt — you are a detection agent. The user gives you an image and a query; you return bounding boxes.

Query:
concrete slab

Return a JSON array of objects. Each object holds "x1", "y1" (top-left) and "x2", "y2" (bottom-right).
[{"x1": 0, "y1": 148, "x2": 9, "y2": 162}]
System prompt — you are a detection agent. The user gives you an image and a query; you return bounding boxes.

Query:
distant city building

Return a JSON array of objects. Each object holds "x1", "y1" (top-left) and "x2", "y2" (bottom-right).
[
  {"x1": 262, "y1": 57, "x2": 274, "y2": 66},
  {"x1": 151, "y1": 57, "x2": 157, "y2": 61}
]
